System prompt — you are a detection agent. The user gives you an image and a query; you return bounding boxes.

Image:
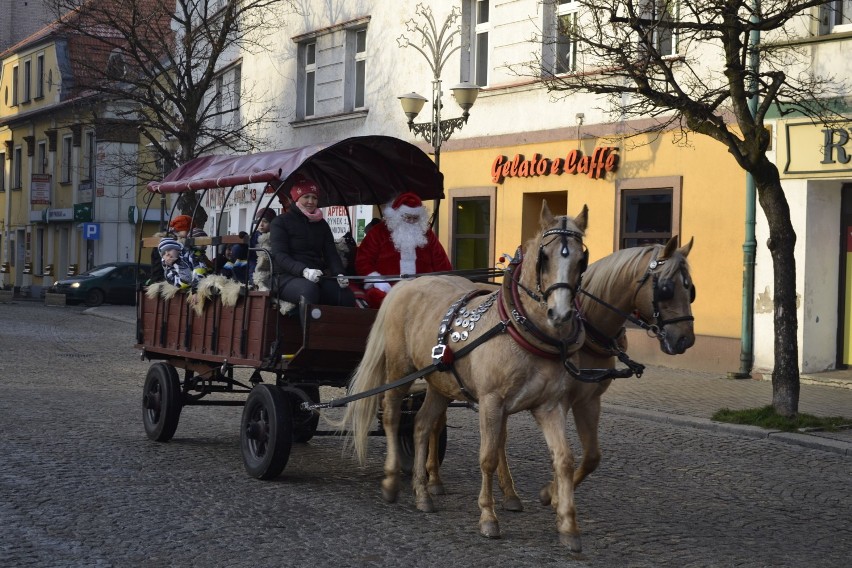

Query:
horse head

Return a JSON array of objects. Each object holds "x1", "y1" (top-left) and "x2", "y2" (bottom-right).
[
  {"x1": 634, "y1": 236, "x2": 696, "y2": 355},
  {"x1": 527, "y1": 201, "x2": 589, "y2": 329}
]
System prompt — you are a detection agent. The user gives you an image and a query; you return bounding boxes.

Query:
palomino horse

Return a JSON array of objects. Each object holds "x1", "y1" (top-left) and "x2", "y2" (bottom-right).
[
  {"x1": 338, "y1": 202, "x2": 589, "y2": 550},
  {"x1": 493, "y1": 237, "x2": 697, "y2": 508}
]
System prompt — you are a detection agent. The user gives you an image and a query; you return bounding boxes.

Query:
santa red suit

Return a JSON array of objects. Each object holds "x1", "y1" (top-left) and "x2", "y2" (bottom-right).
[{"x1": 356, "y1": 192, "x2": 452, "y2": 309}]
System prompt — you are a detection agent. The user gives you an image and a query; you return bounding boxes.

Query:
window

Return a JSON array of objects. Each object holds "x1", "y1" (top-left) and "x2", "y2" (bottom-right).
[
  {"x1": 13, "y1": 146, "x2": 22, "y2": 189},
  {"x1": 555, "y1": 0, "x2": 578, "y2": 74},
  {"x1": 348, "y1": 28, "x2": 367, "y2": 110},
  {"x1": 212, "y1": 64, "x2": 241, "y2": 131},
  {"x1": 820, "y1": 1, "x2": 852, "y2": 34},
  {"x1": 23, "y1": 60, "x2": 31, "y2": 103},
  {"x1": 83, "y1": 131, "x2": 95, "y2": 181},
  {"x1": 640, "y1": 0, "x2": 677, "y2": 57},
  {"x1": 61, "y1": 135, "x2": 72, "y2": 183},
  {"x1": 615, "y1": 176, "x2": 682, "y2": 250},
  {"x1": 36, "y1": 54, "x2": 44, "y2": 98},
  {"x1": 303, "y1": 42, "x2": 316, "y2": 117},
  {"x1": 472, "y1": 0, "x2": 490, "y2": 86},
  {"x1": 12, "y1": 65, "x2": 19, "y2": 105},
  {"x1": 37, "y1": 141, "x2": 46, "y2": 175},
  {"x1": 450, "y1": 187, "x2": 496, "y2": 270},
  {"x1": 0, "y1": 152, "x2": 5, "y2": 191}
]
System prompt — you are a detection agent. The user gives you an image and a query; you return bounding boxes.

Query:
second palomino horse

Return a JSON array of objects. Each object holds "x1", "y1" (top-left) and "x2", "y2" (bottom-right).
[{"x1": 337, "y1": 202, "x2": 590, "y2": 551}]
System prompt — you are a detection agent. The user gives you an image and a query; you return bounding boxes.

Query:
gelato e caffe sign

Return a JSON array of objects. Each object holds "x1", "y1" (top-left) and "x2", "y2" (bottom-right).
[{"x1": 491, "y1": 147, "x2": 619, "y2": 184}]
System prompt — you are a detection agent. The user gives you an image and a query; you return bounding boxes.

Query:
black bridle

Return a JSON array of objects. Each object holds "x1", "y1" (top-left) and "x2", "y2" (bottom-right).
[
  {"x1": 517, "y1": 217, "x2": 587, "y2": 304},
  {"x1": 633, "y1": 253, "x2": 696, "y2": 335}
]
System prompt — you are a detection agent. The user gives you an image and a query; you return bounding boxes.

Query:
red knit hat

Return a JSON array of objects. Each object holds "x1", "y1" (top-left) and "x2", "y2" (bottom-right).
[
  {"x1": 391, "y1": 192, "x2": 423, "y2": 210},
  {"x1": 290, "y1": 177, "x2": 319, "y2": 201},
  {"x1": 169, "y1": 214, "x2": 192, "y2": 233}
]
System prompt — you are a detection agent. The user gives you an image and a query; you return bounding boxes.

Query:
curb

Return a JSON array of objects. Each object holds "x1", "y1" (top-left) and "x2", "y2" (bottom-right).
[{"x1": 603, "y1": 403, "x2": 851, "y2": 457}]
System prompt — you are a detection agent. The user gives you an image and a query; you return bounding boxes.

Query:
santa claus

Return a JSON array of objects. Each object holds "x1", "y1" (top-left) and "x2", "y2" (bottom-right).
[{"x1": 356, "y1": 192, "x2": 452, "y2": 309}]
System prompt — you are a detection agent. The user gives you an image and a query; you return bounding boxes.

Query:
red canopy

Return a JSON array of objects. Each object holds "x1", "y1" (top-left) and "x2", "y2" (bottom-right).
[{"x1": 146, "y1": 136, "x2": 444, "y2": 207}]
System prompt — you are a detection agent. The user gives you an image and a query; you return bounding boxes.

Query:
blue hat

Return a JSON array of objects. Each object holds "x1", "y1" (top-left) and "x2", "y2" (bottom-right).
[{"x1": 158, "y1": 237, "x2": 182, "y2": 254}]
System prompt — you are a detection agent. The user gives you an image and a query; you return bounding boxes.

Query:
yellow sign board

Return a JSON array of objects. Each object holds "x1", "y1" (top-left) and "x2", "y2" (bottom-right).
[{"x1": 779, "y1": 120, "x2": 852, "y2": 178}]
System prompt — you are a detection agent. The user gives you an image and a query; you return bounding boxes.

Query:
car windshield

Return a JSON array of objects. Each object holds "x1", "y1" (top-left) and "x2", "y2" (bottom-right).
[{"x1": 80, "y1": 265, "x2": 117, "y2": 277}]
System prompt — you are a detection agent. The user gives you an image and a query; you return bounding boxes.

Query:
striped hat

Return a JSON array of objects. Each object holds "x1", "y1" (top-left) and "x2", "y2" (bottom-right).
[{"x1": 158, "y1": 237, "x2": 182, "y2": 254}]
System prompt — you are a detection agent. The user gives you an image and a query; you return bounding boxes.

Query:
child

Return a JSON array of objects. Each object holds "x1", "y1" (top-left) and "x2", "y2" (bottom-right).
[{"x1": 159, "y1": 237, "x2": 195, "y2": 290}]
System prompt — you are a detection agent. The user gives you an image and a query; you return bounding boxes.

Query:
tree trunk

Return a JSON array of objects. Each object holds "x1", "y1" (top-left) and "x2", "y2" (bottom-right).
[{"x1": 753, "y1": 160, "x2": 800, "y2": 417}]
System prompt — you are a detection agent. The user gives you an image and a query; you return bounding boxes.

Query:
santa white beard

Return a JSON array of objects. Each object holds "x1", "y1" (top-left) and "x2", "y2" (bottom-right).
[{"x1": 383, "y1": 203, "x2": 430, "y2": 275}]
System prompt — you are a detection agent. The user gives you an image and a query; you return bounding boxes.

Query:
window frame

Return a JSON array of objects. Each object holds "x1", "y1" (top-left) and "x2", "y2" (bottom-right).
[
  {"x1": 36, "y1": 54, "x2": 44, "y2": 99},
  {"x1": 615, "y1": 176, "x2": 682, "y2": 250},
  {"x1": 61, "y1": 135, "x2": 73, "y2": 183},
  {"x1": 554, "y1": 0, "x2": 579, "y2": 75},
  {"x1": 0, "y1": 152, "x2": 4, "y2": 191},
  {"x1": 12, "y1": 146, "x2": 23, "y2": 189},
  {"x1": 22, "y1": 59, "x2": 32, "y2": 103},
  {"x1": 37, "y1": 141, "x2": 47, "y2": 175},
  {"x1": 639, "y1": 0, "x2": 678, "y2": 58},
  {"x1": 819, "y1": 1, "x2": 852, "y2": 34},
  {"x1": 448, "y1": 186, "x2": 497, "y2": 270},
  {"x1": 349, "y1": 27, "x2": 367, "y2": 110},
  {"x1": 302, "y1": 41, "x2": 316, "y2": 118},
  {"x1": 83, "y1": 131, "x2": 95, "y2": 181},
  {"x1": 12, "y1": 65, "x2": 19, "y2": 106},
  {"x1": 472, "y1": 0, "x2": 490, "y2": 87}
]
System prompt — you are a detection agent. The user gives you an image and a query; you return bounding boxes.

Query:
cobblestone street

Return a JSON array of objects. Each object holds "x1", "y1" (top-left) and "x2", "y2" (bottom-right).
[{"x1": 1, "y1": 302, "x2": 850, "y2": 567}]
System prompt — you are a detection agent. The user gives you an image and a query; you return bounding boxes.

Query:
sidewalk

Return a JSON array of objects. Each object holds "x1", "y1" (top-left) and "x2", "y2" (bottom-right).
[{"x1": 85, "y1": 303, "x2": 852, "y2": 457}]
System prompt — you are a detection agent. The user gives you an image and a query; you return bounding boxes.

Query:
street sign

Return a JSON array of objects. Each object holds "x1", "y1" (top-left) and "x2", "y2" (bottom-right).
[{"x1": 83, "y1": 223, "x2": 100, "y2": 240}]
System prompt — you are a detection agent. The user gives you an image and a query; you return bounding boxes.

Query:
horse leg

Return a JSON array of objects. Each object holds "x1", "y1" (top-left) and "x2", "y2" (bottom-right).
[
  {"x1": 571, "y1": 394, "x2": 603, "y2": 487},
  {"x1": 412, "y1": 388, "x2": 448, "y2": 512},
  {"x1": 477, "y1": 395, "x2": 504, "y2": 539},
  {"x1": 532, "y1": 405, "x2": 581, "y2": 552},
  {"x1": 496, "y1": 418, "x2": 524, "y2": 512},
  {"x1": 426, "y1": 408, "x2": 447, "y2": 496},
  {"x1": 381, "y1": 388, "x2": 406, "y2": 504}
]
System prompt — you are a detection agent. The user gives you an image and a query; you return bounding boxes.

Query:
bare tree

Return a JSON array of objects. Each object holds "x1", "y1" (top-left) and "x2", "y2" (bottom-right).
[
  {"x1": 48, "y1": 0, "x2": 295, "y2": 222},
  {"x1": 531, "y1": 0, "x2": 847, "y2": 417}
]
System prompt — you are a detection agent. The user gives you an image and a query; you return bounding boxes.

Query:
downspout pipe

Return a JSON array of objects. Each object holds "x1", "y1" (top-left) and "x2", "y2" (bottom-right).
[{"x1": 730, "y1": 4, "x2": 760, "y2": 379}]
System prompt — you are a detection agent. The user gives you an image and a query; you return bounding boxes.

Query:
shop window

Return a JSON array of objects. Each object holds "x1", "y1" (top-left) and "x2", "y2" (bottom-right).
[
  {"x1": 450, "y1": 187, "x2": 496, "y2": 270},
  {"x1": 820, "y1": 1, "x2": 852, "y2": 34},
  {"x1": 616, "y1": 176, "x2": 682, "y2": 249}
]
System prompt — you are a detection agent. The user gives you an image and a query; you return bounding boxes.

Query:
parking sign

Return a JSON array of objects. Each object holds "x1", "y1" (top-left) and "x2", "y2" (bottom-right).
[{"x1": 83, "y1": 223, "x2": 100, "y2": 240}]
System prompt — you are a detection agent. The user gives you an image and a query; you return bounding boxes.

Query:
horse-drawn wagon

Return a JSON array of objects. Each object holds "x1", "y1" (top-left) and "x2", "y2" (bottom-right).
[{"x1": 136, "y1": 135, "x2": 452, "y2": 480}]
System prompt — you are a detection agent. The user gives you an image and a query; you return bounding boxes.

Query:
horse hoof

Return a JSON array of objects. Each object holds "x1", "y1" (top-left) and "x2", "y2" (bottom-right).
[
  {"x1": 538, "y1": 485, "x2": 552, "y2": 506},
  {"x1": 381, "y1": 487, "x2": 398, "y2": 503},
  {"x1": 559, "y1": 532, "x2": 582, "y2": 552},
  {"x1": 416, "y1": 496, "x2": 436, "y2": 513},
  {"x1": 480, "y1": 521, "x2": 501, "y2": 539},
  {"x1": 502, "y1": 496, "x2": 524, "y2": 512},
  {"x1": 428, "y1": 483, "x2": 446, "y2": 496}
]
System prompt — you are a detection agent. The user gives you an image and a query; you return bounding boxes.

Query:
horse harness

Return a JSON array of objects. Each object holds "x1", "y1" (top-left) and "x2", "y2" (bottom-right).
[{"x1": 632, "y1": 250, "x2": 696, "y2": 336}]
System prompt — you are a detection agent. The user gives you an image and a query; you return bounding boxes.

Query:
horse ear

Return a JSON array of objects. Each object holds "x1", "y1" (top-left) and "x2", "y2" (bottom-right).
[
  {"x1": 678, "y1": 237, "x2": 694, "y2": 257},
  {"x1": 573, "y1": 204, "x2": 588, "y2": 233},
  {"x1": 660, "y1": 235, "x2": 679, "y2": 259},
  {"x1": 540, "y1": 199, "x2": 555, "y2": 228}
]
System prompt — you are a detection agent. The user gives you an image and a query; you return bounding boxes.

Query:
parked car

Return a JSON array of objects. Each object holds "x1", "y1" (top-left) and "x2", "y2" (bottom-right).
[{"x1": 50, "y1": 262, "x2": 151, "y2": 307}]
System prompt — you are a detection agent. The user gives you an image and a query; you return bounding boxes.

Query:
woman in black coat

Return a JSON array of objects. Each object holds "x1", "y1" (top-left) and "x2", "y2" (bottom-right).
[{"x1": 269, "y1": 177, "x2": 355, "y2": 307}]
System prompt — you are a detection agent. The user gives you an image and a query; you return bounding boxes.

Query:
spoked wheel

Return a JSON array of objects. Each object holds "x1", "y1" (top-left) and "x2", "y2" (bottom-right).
[
  {"x1": 142, "y1": 362, "x2": 183, "y2": 442},
  {"x1": 398, "y1": 416, "x2": 448, "y2": 475},
  {"x1": 291, "y1": 386, "x2": 320, "y2": 443},
  {"x1": 241, "y1": 384, "x2": 293, "y2": 480}
]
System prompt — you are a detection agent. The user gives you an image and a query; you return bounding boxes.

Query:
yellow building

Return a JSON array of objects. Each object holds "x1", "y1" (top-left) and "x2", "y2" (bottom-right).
[
  {"x1": 436, "y1": 125, "x2": 746, "y2": 372},
  {"x1": 0, "y1": 21, "x2": 149, "y2": 297}
]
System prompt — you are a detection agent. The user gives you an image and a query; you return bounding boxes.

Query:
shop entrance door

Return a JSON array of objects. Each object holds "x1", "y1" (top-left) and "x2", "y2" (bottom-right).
[{"x1": 840, "y1": 184, "x2": 852, "y2": 365}]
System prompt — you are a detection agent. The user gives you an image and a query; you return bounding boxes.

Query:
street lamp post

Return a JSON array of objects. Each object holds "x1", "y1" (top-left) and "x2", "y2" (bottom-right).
[{"x1": 397, "y1": 4, "x2": 479, "y2": 176}]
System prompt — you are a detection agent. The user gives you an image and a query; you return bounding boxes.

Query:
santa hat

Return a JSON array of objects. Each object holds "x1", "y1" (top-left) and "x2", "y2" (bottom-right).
[
  {"x1": 158, "y1": 237, "x2": 182, "y2": 254},
  {"x1": 169, "y1": 215, "x2": 193, "y2": 233},
  {"x1": 290, "y1": 176, "x2": 319, "y2": 201},
  {"x1": 391, "y1": 192, "x2": 423, "y2": 211},
  {"x1": 255, "y1": 208, "x2": 276, "y2": 222}
]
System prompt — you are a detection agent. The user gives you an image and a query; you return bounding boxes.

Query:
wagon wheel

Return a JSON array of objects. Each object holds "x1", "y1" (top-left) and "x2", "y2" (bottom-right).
[
  {"x1": 291, "y1": 386, "x2": 320, "y2": 444},
  {"x1": 397, "y1": 416, "x2": 448, "y2": 476},
  {"x1": 241, "y1": 384, "x2": 293, "y2": 480},
  {"x1": 142, "y1": 362, "x2": 183, "y2": 442}
]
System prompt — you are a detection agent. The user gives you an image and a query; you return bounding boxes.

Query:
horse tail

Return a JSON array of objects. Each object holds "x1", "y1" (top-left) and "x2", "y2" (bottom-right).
[{"x1": 337, "y1": 301, "x2": 390, "y2": 465}]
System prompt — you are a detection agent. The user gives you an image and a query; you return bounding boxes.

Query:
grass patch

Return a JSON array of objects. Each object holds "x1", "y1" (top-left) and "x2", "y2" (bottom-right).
[{"x1": 712, "y1": 405, "x2": 851, "y2": 432}]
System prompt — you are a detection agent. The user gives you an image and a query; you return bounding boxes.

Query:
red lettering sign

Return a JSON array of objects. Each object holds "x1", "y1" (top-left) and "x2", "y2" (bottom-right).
[{"x1": 490, "y1": 147, "x2": 619, "y2": 183}]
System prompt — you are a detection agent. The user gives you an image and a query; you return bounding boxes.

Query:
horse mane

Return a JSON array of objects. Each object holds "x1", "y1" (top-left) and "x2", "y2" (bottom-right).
[{"x1": 582, "y1": 243, "x2": 690, "y2": 299}]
